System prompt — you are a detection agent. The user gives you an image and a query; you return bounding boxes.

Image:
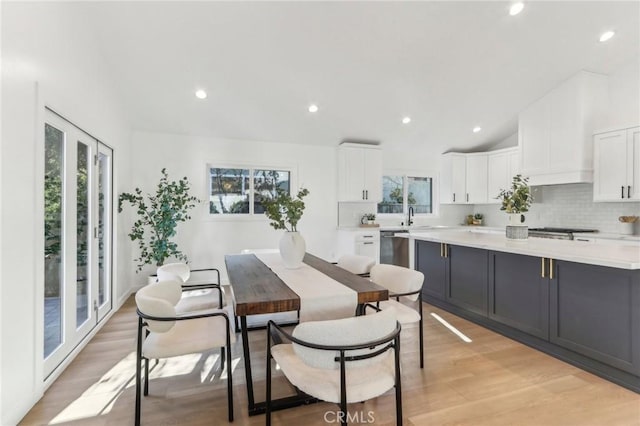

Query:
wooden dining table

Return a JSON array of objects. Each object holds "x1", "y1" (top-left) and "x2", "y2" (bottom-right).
[{"x1": 224, "y1": 252, "x2": 388, "y2": 416}]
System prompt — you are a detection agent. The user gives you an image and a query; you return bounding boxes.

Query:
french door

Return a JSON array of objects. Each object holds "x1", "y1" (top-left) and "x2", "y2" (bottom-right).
[{"x1": 43, "y1": 109, "x2": 113, "y2": 377}]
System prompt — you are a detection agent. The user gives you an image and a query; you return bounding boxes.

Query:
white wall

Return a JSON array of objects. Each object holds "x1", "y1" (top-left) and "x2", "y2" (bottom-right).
[
  {"x1": 129, "y1": 131, "x2": 338, "y2": 286},
  {"x1": 1, "y1": 3, "x2": 131, "y2": 424}
]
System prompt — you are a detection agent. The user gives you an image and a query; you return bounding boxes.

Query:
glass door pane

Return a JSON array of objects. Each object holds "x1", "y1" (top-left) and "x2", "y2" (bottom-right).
[
  {"x1": 76, "y1": 141, "x2": 91, "y2": 328},
  {"x1": 44, "y1": 123, "x2": 65, "y2": 359},
  {"x1": 97, "y1": 144, "x2": 112, "y2": 316},
  {"x1": 43, "y1": 109, "x2": 114, "y2": 377}
]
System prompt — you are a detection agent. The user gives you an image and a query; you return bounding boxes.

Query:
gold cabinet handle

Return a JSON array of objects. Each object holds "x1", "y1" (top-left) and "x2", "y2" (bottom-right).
[
  {"x1": 541, "y1": 257, "x2": 546, "y2": 278},
  {"x1": 549, "y1": 259, "x2": 554, "y2": 279},
  {"x1": 444, "y1": 244, "x2": 448, "y2": 258}
]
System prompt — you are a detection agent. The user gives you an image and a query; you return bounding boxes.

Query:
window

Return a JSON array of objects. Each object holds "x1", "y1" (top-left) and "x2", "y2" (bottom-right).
[
  {"x1": 378, "y1": 174, "x2": 433, "y2": 215},
  {"x1": 209, "y1": 166, "x2": 291, "y2": 215}
]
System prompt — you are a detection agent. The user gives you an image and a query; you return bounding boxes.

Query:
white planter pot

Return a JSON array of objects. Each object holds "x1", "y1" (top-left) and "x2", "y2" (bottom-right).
[
  {"x1": 279, "y1": 231, "x2": 306, "y2": 269},
  {"x1": 506, "y1": 213, "x2": 528, "y2": 240},
  {"x1": 507, "y1": 213, "x2": 526, "y2": 226}
]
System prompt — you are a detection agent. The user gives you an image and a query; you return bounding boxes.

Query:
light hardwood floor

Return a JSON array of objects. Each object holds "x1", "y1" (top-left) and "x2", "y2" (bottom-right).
[{"x1": 21, "y1": 297, "x2": 640, "y2": 425}]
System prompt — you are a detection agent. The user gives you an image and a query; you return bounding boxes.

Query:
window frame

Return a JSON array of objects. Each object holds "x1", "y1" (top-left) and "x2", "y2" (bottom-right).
[
  {"x1": 377, "y1": 169, "x2": 439, "y2": 218},
  {"x1": 205, "y1": 162, "x2": 297, "y2": 221}
]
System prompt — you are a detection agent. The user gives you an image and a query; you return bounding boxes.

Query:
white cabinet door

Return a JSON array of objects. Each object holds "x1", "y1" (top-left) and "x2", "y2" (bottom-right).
[
  {"x1": 507, "y1": 148, "x2": 521, "y2": 180},
  {"x1": 355, "y1": 240, "x2": 379, "y2": 261},
  {"x1": 363, "y1": 148, "x2": 382, "y2": 202},
  {"x1": 337, "y1": 145, "x2": 382, "y2": 202},
  {"x1": 466, "y1": 154, "x2": 488, "y2": 204},
  {"x1": 440, "y1": 153, "x2": 466, "y2": 204},
  {"x1": 593, "y1": 130, "x2": 629, "y2": 201},
  {"x1": 629, "y1": 127, "x2": 640, "y2": 200},
  {"x1": 487, "y1": 152, "x2": 508, "y2": 204}
]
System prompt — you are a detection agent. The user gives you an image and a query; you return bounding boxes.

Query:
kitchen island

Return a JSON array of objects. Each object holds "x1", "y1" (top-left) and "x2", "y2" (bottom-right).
[{"x1": 409, "y1": 229, "x2": 640, "y2": 393}]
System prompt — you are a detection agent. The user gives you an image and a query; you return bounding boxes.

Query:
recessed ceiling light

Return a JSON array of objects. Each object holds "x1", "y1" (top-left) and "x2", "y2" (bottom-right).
[
  {"x1": 195, "y1": 90, "x2": 207, "y2": 99},
  {"x1": 402, "y1": 117, "x2": 411, "y2": 124},
  {"x1": 509, "y1": 2, "x2": 524, "y2": 16},
  {"x1": 473, "y1": 126, "x2": 482, "y2": 133},
  {"x1": 308, "y1": 104, "x2": 319, "y2": 113},
  {"x1": 599, "y1": 31, "x2": 615, "y2": 42}
]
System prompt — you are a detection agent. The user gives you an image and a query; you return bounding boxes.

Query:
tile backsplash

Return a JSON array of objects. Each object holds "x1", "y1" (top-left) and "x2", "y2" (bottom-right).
[{"x1": 476, "y1": 183, "x2": 640, "y2": 234}]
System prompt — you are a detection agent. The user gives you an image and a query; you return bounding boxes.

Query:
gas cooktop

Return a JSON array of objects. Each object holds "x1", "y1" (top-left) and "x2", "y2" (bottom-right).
[
  {"x1": 528, "y1": 228, "x2": 598, "y2": 240},
  {"x1": 528, "y1": 227, "x2": 599, "y2": 233}
]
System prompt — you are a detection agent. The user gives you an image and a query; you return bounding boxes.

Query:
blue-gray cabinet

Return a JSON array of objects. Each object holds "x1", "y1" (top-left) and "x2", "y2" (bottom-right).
[
  {"x1": 415, "y1": 238, "x2": 640, "y2": 391},
  {"x1": 415, "y1": 240, "x2": 446, "y2": 301},
  {"x1": 550, "y1": 260, "x2": 640, "y2": 375},
  {"x1": 447, "y1": 244, "x2": 488, "y2": 316},
  {"x1": 488, "y1": 251, "x2": 549, "y2": 340},
  {"x1": 415, "y1": 241, "x2": 488, "y2": 315}
]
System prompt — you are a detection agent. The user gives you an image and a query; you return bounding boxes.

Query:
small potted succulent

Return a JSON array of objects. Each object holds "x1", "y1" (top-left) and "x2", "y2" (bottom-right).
[{"x1": 472, "y1": 213, "x2": 483, "y2": 226}]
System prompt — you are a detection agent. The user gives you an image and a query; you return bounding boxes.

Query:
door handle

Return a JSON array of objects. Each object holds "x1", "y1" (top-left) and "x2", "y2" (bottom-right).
[
  {"x1": 549, "y1": 259, "x2": 554, "y2": 279},
  {"x1": 466, "y1": 193, "x2": 469, "y2": 202},
  {"x1": 363, "y1": 242, "x2": 374, "y2": 245},
  {"x1": 453, "y1": 193, "x2": 456, "y2": 202},
  {"x1": 362, "y1": 190, "x2": 365, "y2": 200},
  {"x1": 622, "y1": 186, "x2": 625, "y2": 199},
  {"x1": 628, "y1": 186, "x2": 631, "y2": 198},
  {"x1": 440, "y1": 243, "x2": 443, "y2": 257},
  {"x1": 365, "y1": 190, "x2": 368, "y2": 200},
  {"x1": 541, "y1": 257, "x2": 546, "y2": 278}
]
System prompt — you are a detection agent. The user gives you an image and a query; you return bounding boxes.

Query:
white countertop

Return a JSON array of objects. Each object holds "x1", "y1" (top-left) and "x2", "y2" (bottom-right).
[{"x1": 409, "y1": 229, "x2": 640, "y2": 270}]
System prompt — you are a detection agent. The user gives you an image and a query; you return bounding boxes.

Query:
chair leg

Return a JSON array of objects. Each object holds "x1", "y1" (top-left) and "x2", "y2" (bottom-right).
[
  {"x1": 266, "y1": 324, "x2": 272, "y2": 426},
  {"x1": 135, "y1": 318, "x2": 143, "y2": 426},
  {"x1": 144, "y1": 358, "x2": 149, "y2": 396},
  {"x1": 395, "y1": 335, "x2": 403, "y2": 426},
  {"x1": 339, "y1": 351, "x2": 347, "y2": 426},
  {"x1": 220, "y1": 347, "x2": 226, "y2": 368},
  {"x1": 418, "y1": 294, "x2": 424, "y2": 369},
  {"x1": 226, "y1": 342, "x2": 233, "y2": 422}
]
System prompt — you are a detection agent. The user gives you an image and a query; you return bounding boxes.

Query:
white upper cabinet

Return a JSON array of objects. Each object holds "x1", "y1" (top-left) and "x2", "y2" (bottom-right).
[
  {"x1": 337, "y1": 144, "x2": 382, "y2": 202},
  {"x1": 593, "y1": 126, "x2": 640, "y2": 201},
  {"x1": 440, "y1": 153, "x2": 467, "y2": 204},
  {"x1": 519, "y1": 71, "x2": 608, "y2": 186},
  {"x1": 465, "y1": 153, "x2": 488, "y2": 204},
  {"x1": 441, "y1": 152, "x2": 488, "y2": 204},
  {"x1": 487, "y1": 147, "x2": 520, "y2": 205}
]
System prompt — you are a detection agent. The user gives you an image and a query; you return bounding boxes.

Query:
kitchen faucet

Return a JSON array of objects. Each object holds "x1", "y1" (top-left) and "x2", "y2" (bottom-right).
[{"x1": 407, "y1": 206, "x2": 414, "y2": 226}]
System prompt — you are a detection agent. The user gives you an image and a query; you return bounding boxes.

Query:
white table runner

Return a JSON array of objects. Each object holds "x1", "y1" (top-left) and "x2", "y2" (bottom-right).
[{"x1": 254, "y1": 253, "x2": 358, "y2": 322}]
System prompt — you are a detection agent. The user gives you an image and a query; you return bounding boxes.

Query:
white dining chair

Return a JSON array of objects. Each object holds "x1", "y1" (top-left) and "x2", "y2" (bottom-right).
[
  {"x1": 368, "y1": 264, "x2": 425, "y2": 368},
  {"x1": 134, "y1": 279, "x2": 235, "y2": 425},
  {"x1": 266, "y1": 308, "x2": 402, "y2": 425},
  {"x1": 335, "y1": 254, "x2": 376, "y2": 277},
  {"x1": 156, "y1": 262, "x2": 227, "y2": 314}
]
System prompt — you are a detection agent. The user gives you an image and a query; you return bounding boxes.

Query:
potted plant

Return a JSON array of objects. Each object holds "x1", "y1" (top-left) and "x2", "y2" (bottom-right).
[
  {"x1": 361, "y1": 213, "x2": 376, "y2": 225},
  {"x1": 496, "y1": 174, "x2": 533, "y2": 239},
  {"x1": 472, "y1": 213, "x2": 483, "y2": 226},
  {"x1": 118, "y1": 168, "x2": 199, "y2": 272},
  {"x1": 262, "y1": 187, "x2": 310, "y2": 269}
]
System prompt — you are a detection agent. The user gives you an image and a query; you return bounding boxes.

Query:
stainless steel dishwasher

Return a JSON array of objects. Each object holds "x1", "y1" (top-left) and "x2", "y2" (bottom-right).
[{"x1": 380, "y1": 230, "x2": 409, "y2": 267}]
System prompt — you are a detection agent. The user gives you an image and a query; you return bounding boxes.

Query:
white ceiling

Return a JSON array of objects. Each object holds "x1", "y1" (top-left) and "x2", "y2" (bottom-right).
[{"x1": 83, "y1": 1, "x2": 639, "y2": 153}]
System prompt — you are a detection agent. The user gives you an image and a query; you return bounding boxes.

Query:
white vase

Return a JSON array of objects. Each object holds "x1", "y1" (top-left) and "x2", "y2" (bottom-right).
[
  {"x1": 506, "y1": 213, "x2": 528, "y2": 240},
  {"x1": 279, "y1": 231, "x2": 306, "y2": 269}
]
